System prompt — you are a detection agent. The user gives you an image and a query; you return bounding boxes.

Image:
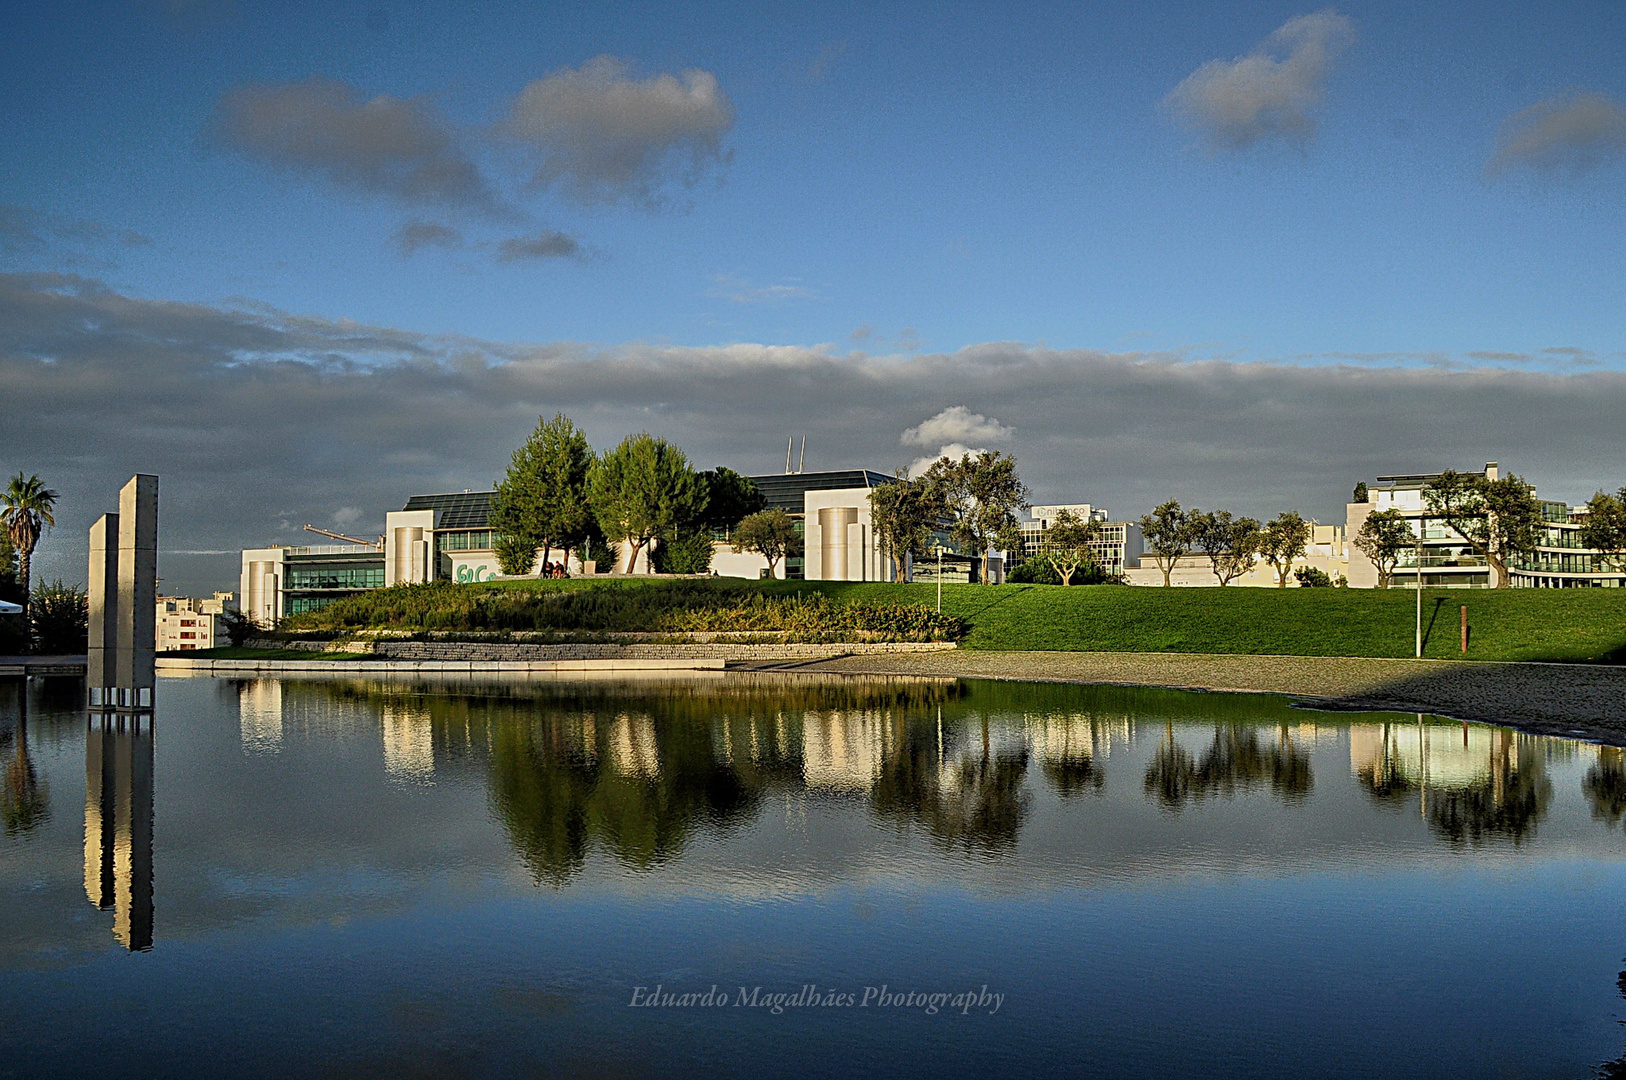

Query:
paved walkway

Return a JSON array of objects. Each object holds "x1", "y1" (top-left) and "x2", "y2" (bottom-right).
[{"x1": 798, "y1": 651, "x2": 1626, "y2": 744}]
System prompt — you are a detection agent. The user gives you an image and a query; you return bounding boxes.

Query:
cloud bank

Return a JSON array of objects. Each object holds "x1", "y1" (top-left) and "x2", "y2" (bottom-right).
[
  {"x1": 1486, "y1": 92, "x2": 1626, "y2": 178},
  {"x1": 1165, "y1": 9, "x2": 1355, "y2": 151},
  {"x1": 2, "y1": 273, "x2": 1622, "y2": 593}
]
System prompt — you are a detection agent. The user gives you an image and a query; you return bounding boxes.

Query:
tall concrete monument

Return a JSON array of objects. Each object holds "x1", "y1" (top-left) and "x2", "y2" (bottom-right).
[{"x1": 86, "y1": 474, "x2": 157, "y2": 709}]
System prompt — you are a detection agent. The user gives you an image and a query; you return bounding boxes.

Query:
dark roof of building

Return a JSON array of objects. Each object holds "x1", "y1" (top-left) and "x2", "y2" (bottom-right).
[
  {"x1": 748, "y1": 470, "x2": 896, "y2": 513},
  {"x1": 402, "y1": 491, "x2": 494, "y2": 529}
]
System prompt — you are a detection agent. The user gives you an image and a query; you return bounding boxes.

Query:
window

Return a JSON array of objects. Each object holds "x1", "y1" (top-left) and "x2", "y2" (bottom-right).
[
  {"x1": 181, "y1": 619, "x2": 196, "y2": 627},
  {"x1": 180, "y1": 632, "x2": 195, "y2": 639},
  {"x1": 284, "y1": 564, "x2": 386, "y2": 590},
  {"x1": 435, "y1": 530, "x2": 493, "y2": 553}
]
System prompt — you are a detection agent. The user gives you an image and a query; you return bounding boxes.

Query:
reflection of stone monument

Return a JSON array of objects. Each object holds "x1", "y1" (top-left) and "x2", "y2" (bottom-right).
[
  {"x1": 83, "y1": 474, "x2": 158, "y2": 949},
  {"x1": 87, "y1": 474, "x2": 157, "y2": 710},
  {"x1": 84, "y1": 718, "x2": 154, "y2": 951}
]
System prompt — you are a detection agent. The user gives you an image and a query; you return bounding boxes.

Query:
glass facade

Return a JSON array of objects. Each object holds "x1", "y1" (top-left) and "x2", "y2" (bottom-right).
[
  {"x1": 284, "y1": 564, "x2": 386, "y2": 590},
  {"x1": 286, "y1": 596, "x2": 344, "y2": 615},
  {"x1": 435, "y1": 530, "x2": 493, "y2": 553}
]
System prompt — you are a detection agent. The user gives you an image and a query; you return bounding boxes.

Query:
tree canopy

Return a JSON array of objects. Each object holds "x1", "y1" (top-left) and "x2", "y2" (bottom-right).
[
  {"x1": 1351, "y1": 507, "x2": 1412, "y2": 588},
  {"x1": 730, "y1": 509, "x2": 801, "y2": 577},
  {"x1": 1260, "y1": 511, "x2": 1313, "y2": 587},
  {"x1": 1578, "y1": 489, "x2": 1626, "y2": 574},
  {"x1": 1423, "y1": 469, "x2": 1543, "y2": 589},
  {"x1": 1044, "y1": 509, "x2": 1102, "y2": 586},
  {"x1": 1188, "y1": 510, "x2": 1262, "y2": 586},
  {"x1": 924, "y1": 451, "x2": 1029, "y2": 584},
  {"x1": 1138, "y1": 501, "x2": 1193, "y2": 587},
  {"x1": 868, "y1": 473, "x2": 945, "y2": 581},
  {"x1": 588, "y1": 434, "x2": 708, "y2": 574},
  {"x1": 490, "y1": 414, "x2": 595, "y2": 575},
  {"x1": 1, "y1": 473, "x2": 58, "y2": 618}
]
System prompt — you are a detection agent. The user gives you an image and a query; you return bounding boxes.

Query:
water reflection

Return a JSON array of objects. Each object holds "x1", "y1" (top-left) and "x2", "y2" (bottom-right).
[
  {"x1": 1352, "y1": 722, "x2": 1553, "y2": 845},
  {"x1": 202, "y1": 675, "x2": 1624, "y2": 889},
  {"x1": 2, "y1": 689, "x2": 49, "y2": 836},
  {"x1": 83, "y1": 714, "x2": 153, "y2": 951},
  {"x1": 1143, "y1": 722, "x2": 1314, "y2": 810}
]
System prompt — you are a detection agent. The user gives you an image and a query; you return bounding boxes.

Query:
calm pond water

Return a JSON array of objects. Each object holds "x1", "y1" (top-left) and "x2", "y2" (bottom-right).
[{"x1": 2, "y1": 672, "x2": 1625, "y2": 1079}]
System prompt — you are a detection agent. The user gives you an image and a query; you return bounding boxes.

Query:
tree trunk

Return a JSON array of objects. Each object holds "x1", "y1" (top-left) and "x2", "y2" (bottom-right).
[
  {"x1": 623, "y1": 538, "x2": 644, "y2": 574},
  {"x1": 1490, "y1": 553, "x2": 1510, "y2": 588},
  {"x1": 1161, "y1": 560, "x2": 1172, "y2": 587},
  {"x1": 17, "y1": 545, "x2": 32, "y2": 623}
]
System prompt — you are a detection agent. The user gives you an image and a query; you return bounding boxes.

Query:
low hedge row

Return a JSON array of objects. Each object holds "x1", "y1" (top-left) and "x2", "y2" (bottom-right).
[{"x1": 281, "y1": 580, "x2": 966, "y2": 642}]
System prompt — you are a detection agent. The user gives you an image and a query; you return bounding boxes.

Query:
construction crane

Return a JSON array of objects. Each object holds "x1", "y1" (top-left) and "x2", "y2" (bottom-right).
[{"x1": 302, "y1": 524, "x2": 384, "y2": 550}]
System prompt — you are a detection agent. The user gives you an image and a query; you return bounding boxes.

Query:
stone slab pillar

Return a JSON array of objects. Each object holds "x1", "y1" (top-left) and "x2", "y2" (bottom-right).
[
  {"x1": 86, "y1": 513, "x2": 119, "y2": 706},
  {"x1": 114, "y1": 475, "x2": 157, "y2": 706}
]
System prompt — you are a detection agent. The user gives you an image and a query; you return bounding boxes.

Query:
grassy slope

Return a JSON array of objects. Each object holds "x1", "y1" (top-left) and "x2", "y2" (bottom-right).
[
  {"x1": 329, "y1": 577, "x2": 1626, "y2": 664},
  {"x1": 769, "y1": 582, "x2": 1626, "y2": 662}
]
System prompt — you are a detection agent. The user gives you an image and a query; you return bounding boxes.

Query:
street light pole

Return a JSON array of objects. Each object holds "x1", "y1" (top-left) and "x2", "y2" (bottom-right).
[
  {"x1": 937, "y1": 546, "x2": 943, "y2": 613},
  {"x1": 1415, "y1": 530, "x2": 1423, "y2": 659}
]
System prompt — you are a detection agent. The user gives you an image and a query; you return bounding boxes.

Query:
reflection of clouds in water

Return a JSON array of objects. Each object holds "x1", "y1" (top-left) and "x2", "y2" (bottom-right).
[
  {"x1": 606, "y1": 713, "x2": 658, "y2": 780},
  {"x1": 238, "y1": 680, "x2": 283, "y2": 755},
  {"x1": 381, "y1": 703, "x2": 434, "y2": 785}
]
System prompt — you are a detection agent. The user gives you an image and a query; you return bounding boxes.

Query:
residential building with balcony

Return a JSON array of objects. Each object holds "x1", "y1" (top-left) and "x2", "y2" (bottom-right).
[
  {"x1": 155, "y1": 592, "x2": 235, "y2": 650},
  {"x1": 1017, "y1": 504, "x2": 1144, "y2": 579}
]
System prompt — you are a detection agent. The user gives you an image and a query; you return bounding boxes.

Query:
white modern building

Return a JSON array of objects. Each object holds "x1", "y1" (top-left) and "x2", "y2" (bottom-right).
[
  {"x1": 155, "y1": 592, "x2": 234, "y2": 650},
  {"x1": 1346, "y1": 462, "x2": 1624, "y2": 588},
  {"x1": 1019, "y1": 504, "x2": 1145, "y2": 580},
  {"x1": 1122, "y1": 524, "x2": 1349, "y2": 587}
]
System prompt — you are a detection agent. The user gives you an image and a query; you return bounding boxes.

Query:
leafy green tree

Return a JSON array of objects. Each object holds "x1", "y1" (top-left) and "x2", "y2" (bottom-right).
[
  {"x1": 1352, "y1": 507, "x2": 1412, "y2": 588},
  {"x1": 652, "y1": 530, "x2": 714, "y2": 575},
  {"x1": 1260, "y1": 511, "x2": 1314, "y2": 587},
  {"x1": 1423, "y1": 469, "x2": 1543, "y2": 589},
  {"x1": 1138, "y1": 501, "x2": 1193, "y2": 587},
  {"x1": 1, "y1": 473, "x2": 58, "y2": 622},
  {"x1": 490, "y1": 414, "x2": 595, "y2": 576},
  {"x1": 1293, "y1": 566, "x2": 1333, "y2": 587},
  {"x1": 1578, "y1": 489, "x2": 1626, "y2": 574},
  {"x1": 28, "y1": 580, "x2": 87, "y2": 654},
  {"x1": 1352, "y1": 481, "x2": 1369, "y2": 503},
  {"x1": 924, "y1": 451, "x2": 1030, "y2": 585},
  {"x1": 218, "y1": 607, "x2": 266, "y2": 647},
  {"x1": 588, "y1": 434, "x2": 707, "y2": 574},
  {"x1": 1188, "y1": 510, "x2": 1262, "y2": 586},
  {"x1": 1044, "y1": 509, "x2": 1102, "y2": 586},
  {"x1": 700, "y1": 467, "x2": 765, "y2": 533},
  {"x1": 868, "y1": 473, "x2": 945, "y2": 581},
  {"x1": 730, "y1": 509, "x2": 802, "y2": 577}
]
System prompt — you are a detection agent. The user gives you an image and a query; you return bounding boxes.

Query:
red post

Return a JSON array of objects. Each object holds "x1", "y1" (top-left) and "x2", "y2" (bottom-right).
[{"x1": 1460, "y1": 605, "x2": 1468, "y2": 653}]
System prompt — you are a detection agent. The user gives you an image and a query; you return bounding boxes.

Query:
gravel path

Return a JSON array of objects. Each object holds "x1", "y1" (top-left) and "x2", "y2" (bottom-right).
[{"x1": 794, "y1": 651, "x2": 1626, "y2": 744}]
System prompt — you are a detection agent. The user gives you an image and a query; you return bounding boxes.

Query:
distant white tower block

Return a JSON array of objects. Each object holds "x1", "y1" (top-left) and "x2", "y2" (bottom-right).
[{"x1": 87, "y1": 474, "x2": 158, "y2": 709}]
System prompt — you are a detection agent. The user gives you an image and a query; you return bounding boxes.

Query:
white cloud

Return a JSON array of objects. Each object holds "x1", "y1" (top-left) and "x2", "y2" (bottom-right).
[
  {"x1": 332, "y1": 506, "x2": 364, "y2": 525},
  {"x1": 506, "y1": 56, "x2": 735, "y2": 206},
  {"x1": 901, "y1": 406, "x2": 1014, "y2": 447},
  {"x1": 1486, "y1": 92, "x2": 1626, "y2": 178},
  {"x1": 1165, "y1": 9, "x2": 1355, "y2": 151},
  {"x1": 709, "y1": 275, "x2": 816, "y2": 304}
]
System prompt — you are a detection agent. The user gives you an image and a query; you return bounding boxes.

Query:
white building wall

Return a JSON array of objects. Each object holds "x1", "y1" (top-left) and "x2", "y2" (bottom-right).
[
  {"x1": 384, "y1": 510, "x2": 436, "y2": 586},
  {"x1": 239, "y1": 547, "x2": 285, "y2": 624},
  {"x1": 803, "y1": 488, "x2": 888, "y2": 582}
]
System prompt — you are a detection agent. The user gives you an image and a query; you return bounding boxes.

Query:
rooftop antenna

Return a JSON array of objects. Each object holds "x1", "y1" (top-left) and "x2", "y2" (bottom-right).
[
  {"x1": 786, "y1": 436, "x2": 794, "y2": 475},
  {"x1": 798, "y1": 436, "x2": 806, "y2": 474}
]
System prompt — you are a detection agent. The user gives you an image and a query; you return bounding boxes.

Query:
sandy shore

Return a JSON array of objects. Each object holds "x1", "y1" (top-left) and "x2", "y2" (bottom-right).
[{"x1": 794, "y1": 651, "x2": 1626, "y2": 745}]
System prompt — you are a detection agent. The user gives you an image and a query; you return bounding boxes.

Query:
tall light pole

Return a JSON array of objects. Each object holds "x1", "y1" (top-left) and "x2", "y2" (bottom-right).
[
  {"x1": 937, "y1": 546, "x2": 943, "y2": 613},
  {"x1": 1415, "y1": 528, "x2": 1423, "y2": 659}
]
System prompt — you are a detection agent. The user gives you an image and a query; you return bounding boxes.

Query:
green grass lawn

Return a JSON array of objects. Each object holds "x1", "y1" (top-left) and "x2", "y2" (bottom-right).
[
  {"x1": 766, "y1": 581, "x2": 1625, "y2": 663},
  {"x1": 286, "y1": 576, "x2": 1626, "y2": 664}
]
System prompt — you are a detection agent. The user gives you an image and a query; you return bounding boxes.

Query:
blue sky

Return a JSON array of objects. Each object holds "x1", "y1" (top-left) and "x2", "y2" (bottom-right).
[
  {"x1": 4, "y1": 1, "x2": 1626, "y2": 591},
  {"x1": 5, "y1": 0, "x2": 1624, "y2": 359}
]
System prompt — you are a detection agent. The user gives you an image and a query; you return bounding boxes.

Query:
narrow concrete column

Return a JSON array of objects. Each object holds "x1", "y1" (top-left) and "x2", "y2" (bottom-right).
[
  {"x1": 115, "y1": 475, "x2": 158, "y2": 704},
  {"x1": 86, "y1": 513, "x2": 119, "y2": 706}
]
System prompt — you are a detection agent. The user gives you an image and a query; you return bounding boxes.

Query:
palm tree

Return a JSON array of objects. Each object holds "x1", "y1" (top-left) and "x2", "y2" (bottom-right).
[{"x1": 1, "y1": 473, "x2": 58, "y2": 617}]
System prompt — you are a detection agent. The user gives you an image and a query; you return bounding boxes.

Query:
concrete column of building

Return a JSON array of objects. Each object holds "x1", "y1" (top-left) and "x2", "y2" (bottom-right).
[
  {"x1": 86, "y1": 513, "x2": 119, "y2": 705},
  {"x1": 819, "y1": 507, "x2": 857, "y2": 581},
  {"x1": 114, "y1": 475, "x2": 158, "y2": 704}
]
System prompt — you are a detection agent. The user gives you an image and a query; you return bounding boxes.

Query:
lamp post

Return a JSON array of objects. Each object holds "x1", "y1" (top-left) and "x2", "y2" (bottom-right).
[
  {"x1": 1415, "y1": 528, "x2": 1423, "y2": 659},
  {"x1": 937, "y1": 546, "x2": 943, "y2": 613}
]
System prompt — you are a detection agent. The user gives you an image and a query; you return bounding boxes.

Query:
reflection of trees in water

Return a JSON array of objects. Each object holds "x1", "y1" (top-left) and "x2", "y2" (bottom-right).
[
  {"x1": 1427, "y1": 731, "x2": 1551, "y2": 846},
  {"x1": 1042, "y1": 753, "x2": 1104, "y2": 798},
  {"x1": 1584, "y1": 747, "x2": 1626, "y2": 828},
  {"x1": 871, "y1": 715, "x2": 1031, "y2": 853},
  {"x1": 489, "y1": 709, "x2": 762, "y2": 886},
  {"x1": 1593, "y1": 956, "x2": 1626, "y2": 1079},
  {"x1": 1143, "y1": 723, "x2": 1313, "y2": 810},
  {"x1": 1, "y1": 696, "x2": 49, "y2": 836}
]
